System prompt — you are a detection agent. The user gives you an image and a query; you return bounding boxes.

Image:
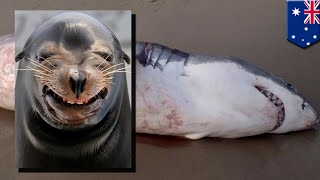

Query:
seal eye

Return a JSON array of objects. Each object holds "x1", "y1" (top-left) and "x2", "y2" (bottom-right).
[
  {"x1": 94, "y1": 51, "x2": 113, "y2": 62},
  {"x1": 302, "y1": 102, "x2": 307, "y2": 110},
  {"x1": 36, "y1": 53, "x2": 53, "y2": 63},
  {"x1": 35, "y1": 55, "x2": 45, "y2": 63}
]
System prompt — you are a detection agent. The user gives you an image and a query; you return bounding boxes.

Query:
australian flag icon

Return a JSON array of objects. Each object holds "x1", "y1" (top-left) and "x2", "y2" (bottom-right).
[{"x1": 287, "y1": 0, "x2": 320, "y2": 48}]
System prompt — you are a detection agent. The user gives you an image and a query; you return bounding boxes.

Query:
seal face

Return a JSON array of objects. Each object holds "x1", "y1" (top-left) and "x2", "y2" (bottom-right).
[{"x1": 15, "y1": 12, "x2": 131, "y2": 168}]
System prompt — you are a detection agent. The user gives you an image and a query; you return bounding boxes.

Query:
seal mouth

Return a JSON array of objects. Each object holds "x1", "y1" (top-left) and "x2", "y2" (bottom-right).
[
  {"x1": 43, "y1": 85, "x2": 108, "y2": 105},
  {"x1": 42, "y1": 85, "x2": 108, "y2": 125},
  {"x1": 255, "y1": 86, "x2": 285, "y2": 131}
]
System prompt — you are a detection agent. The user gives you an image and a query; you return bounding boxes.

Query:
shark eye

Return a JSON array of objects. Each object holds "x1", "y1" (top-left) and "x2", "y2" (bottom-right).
[{"x1": 287, "y1": 83, "x2": 295, "y2": 90}]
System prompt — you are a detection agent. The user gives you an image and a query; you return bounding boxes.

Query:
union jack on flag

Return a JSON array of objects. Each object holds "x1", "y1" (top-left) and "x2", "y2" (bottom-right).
[
  {"x1": 287, "y1": 0, "x2": 320, "y2": 48},
  {"x1": 304, "y1": 0, "x2": 320, "y2": 24}
]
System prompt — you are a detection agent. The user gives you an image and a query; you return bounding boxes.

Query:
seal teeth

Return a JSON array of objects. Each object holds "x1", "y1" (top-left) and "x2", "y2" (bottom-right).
[
  {"x1": 42, "y1": 86, "x2": 49, "y2": 96},
  {"x1": 59, "y1": 88, "x2": 107, "y2": 106},
  {"x1": 67, "y1": 101, "x2": 75, "y2": 104}
]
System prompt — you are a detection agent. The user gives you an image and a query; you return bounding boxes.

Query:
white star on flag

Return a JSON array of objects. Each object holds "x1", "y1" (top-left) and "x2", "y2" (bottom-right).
[{"x1": 292, "y1": 7, "x2": 301, "y2": 16}]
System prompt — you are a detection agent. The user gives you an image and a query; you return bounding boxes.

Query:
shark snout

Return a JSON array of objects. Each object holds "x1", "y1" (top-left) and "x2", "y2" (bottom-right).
[
  {"x1": 302, "y1": 103, "x2": 319, "y2": 129},
  {"x1": 311, "y1": 113, "x2": 320, "y2": 127}
]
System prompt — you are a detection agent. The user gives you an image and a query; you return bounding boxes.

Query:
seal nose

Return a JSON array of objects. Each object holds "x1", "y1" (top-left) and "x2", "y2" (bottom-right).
[{"x1": 69, "y1": 70, "x2": 86, "y2": 98}]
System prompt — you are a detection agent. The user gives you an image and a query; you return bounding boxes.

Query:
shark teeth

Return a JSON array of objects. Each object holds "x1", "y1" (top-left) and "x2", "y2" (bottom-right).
[
  {"x1": 257, "y1": 86, "x2": 284, "y2": 107},
  {"x1": 255, "y1": 86, "x2": 285, "y2": 130}
]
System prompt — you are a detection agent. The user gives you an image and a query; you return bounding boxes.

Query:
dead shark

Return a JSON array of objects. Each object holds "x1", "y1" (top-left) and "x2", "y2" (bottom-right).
[{"x1": 136, "y1": 42, "x2": 319, "y2": 139}]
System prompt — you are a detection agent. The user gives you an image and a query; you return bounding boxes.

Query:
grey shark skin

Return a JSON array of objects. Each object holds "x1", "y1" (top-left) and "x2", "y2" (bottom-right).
[{"x1": 136, "y1": 42, "x2": 319, "y2": 139}]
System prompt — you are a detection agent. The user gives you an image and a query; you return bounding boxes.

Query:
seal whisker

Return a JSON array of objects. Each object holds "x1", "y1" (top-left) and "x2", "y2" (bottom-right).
[
  {"x1": 30, "y1": 62, "x2": 53, "y2": 73},
  {"x1": 101, "y1": 63, "x2": 124, "y2": 72},
  {"x1": 35, "y1": 77, "x2": 53, "y2": 83},
  {"x1": 16, "y1": 68, "x2": 52, "y2": 78},
  {"x1": 103, "y1": 65, "x2": 131, "y2": 73},
  {"x1": 102, "y1": 66, "x2": 131, "y2": 76},
  {"x1": 33, "y1": 71, "x2": 52, "y2": 76},
  {"x1": 16, "y1": 69, "x2": 36, "y2": 71},
  {"x1": 24, "y1": 68, "x2": 49, "y2": 76},
  {"x1": 38, "y1": 80, "x2": 53, "y2": 84},
  {"x1": 35, "y1": 78, "x2": 53, "y2": 83},
  {"x1": 38, "y1": 55, "x2": 56, "y2": 67},
  {"x1": 104, "y1": 70, "x2": 131, "y2": 75},
  {"x1": 100, "y1": 76, "x2": 114, "y2": 79},
  {"x1": 101, "y1": 78, "x2": 115, "y2": 85},
  {"x1": 97, "y1": 54, "x2": 112, "y2": 68},
  {"x1": 39, "y1": 81, "x2": 54, "y2": 85},
  {"x1": 28, "y1": 57, "x2": 53, "y2": 72},
  {"x1": 25, "y1": 66, "x2": 52, "y2": 77},
  {"x1": 30, "y1": 61, "x2": 53, "y2": 73},
  {"x1": 34, "y1": 74, "x2": 53, "y2": 80},
  {"x1": 107, "y1": 81, "x2": 116, "y2": 85}
]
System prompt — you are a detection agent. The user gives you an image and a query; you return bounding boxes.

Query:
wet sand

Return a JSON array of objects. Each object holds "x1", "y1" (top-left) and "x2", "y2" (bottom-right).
[
  {"x1": 1, "y1": 108, "x2": 320, "y2": 179},
  {"x1": 1, "y1": 0, "x2": 320, "y2": 179}
]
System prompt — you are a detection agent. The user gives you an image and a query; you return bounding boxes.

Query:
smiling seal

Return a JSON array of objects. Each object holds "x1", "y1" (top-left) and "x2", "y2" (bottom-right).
[{"x1": 15, "y1": 12, "x2": 131, "y2": 168}]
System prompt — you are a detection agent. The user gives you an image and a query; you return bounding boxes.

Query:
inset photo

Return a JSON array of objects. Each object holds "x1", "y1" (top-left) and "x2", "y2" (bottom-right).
[{"x1": 15, "y1": 10, "x2": 133, "y2": 171}]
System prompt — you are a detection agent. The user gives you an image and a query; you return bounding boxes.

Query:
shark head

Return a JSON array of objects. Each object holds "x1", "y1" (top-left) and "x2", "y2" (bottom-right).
[
  {"x1": 265, "y1": 82, "x2": 319, "y2": 133},
  {"x1": 235, "y1": 57, "x2": 319, "y2": 133}
]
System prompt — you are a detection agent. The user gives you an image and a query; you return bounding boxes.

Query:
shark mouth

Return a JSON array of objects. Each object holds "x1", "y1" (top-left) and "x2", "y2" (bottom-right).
[{"x1": 255, "y1": 86, "x2": 285, "y2": 131}]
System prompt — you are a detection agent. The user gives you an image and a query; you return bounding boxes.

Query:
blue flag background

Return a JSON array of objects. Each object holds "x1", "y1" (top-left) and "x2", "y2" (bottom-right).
[{"x1": 287, "y1": 0, "x2": 320, "y2": 48}]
